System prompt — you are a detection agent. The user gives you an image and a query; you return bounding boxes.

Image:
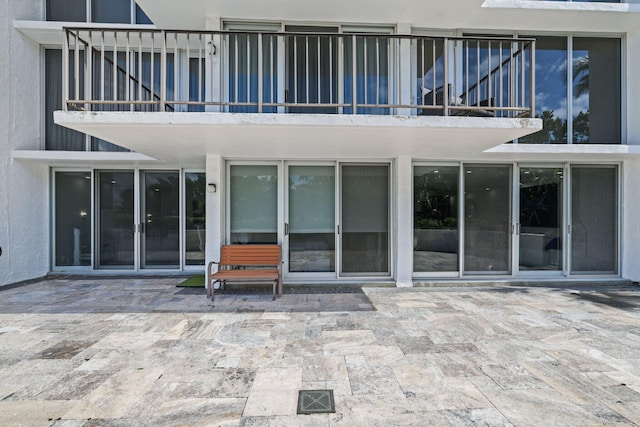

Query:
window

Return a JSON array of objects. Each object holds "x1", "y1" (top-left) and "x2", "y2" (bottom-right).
[
  {"x1": 520, "y1": 36, "x2": 621, "y2": 144},
  {"x1": 46, "y1": 0, "x2": 153, "y2": 24},
  {"x1": 45, "y1": 49, "x2": 129, "y2": 152}
]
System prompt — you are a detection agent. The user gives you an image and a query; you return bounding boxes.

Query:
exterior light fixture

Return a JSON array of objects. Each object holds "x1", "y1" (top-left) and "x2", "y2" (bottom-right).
[{"x1": 208, "y1": 183, "x2": 217, "y2": 193}]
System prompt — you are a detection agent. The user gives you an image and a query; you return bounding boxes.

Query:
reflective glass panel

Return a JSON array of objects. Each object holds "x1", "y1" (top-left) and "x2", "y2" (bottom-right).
[
  {"x1": 341, "y1": 165, "x2": 389, "y2": 274},
  {"x1": 230, "y1": 165, "x2": 278, "y2": 244},
  {"x1": 91, "y1": 0, "x2": 131, "y2": 23},
  {"x1": 413, "y1": 166, "x2": 459, "y2": 272},
  {"x1": 464, "y1": 165, "x2": 511, "y2": 273},
  {"x1": 55, "y1": 172, "x2": 92, "y2": 266},
  {"x1": 519, "y1": 168, "x2": 563, "y2": 271},
  {"x1": 288, "y1": 166, "x2": 335, "y2": 272},
  {"x1": 572, "y1": 38, "x2": 621, "y2": 144},
  {"x1": 185, "y1": 173, "x2": 206, "y2": 266},
  {"x1": 520, "y1": 37, "x2": 568, "y2": 144},
  {"x1": 142, "y1": 172, "x2": 180, "y2": 268},
  {"x1": 571, "y1": 166, "x2": 617, "y2": 273},
  {"x1": 98, "y1": 171, "x2": 134, "y2": 267}
]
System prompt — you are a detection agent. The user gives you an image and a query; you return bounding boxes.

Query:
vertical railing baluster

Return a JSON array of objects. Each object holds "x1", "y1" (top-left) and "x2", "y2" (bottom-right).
[
  {"x1": 173, "y1": 33, "x2": 178, "y2": 104},
  {"x1": 329, "y1": 36, "x2": 333, "y2": 105},
  {"x1": 86, "y1": 31, "x2": 93, "y2": 111},
  {"x1": 74, "y1": 32, "x2": 80, "y2": 106},
  {"x1": 487, "y1": 41, "x2": 492, "y2": 109},
  {"x1": 306, "y1": 36, "x2": 309, "y2": 105},
  {"x1": 432, "y1": 39, "x2": 436, "y2": 107},
  {"x1": 234, "y1": 35, "x2": 239, "y2": 105},
  {"x1": 113, "y1": 32, "x2": 118, "y2": 110},
  {"x1": 465, "y1": 40, "x2": 469, "y2": 110},
  {"x1": 499, "y1": 41, "x2": 503, "y2": 113},
  {"x1": 199, "y1": 33, "x2": 203, "y2": 105},
  {"x1": 161, "y1": 30, "x2": 166, "y2": 111},
  {"x1": 530, "y1": 40, "x2": 535, "y2": 118},
  {"x1": 476, "y1": 40, "x2": 480, "y2": 107},
  {"x1": 443, "y1": 37, "x2": 448, "y2": 116},
  {"x1": 258, "y1": 32, "x2": 263, "y2": 112},
  {"x1": 150, "y1": 33, "x2": 155, "y2": 110},
  {"x1": 363, "y1": 37, "x2": 368, "y2": 107},
  {"x1": 293, "y1": 35, "x2": 297, "y2": 105},
  {"x1": 376, "y1": 37, "x2": 380, "y2": 107},
  {"x1": 126, "y1": 32, "x2": 131, "y2": 110},
  {"x1": 352, "y1": 34, "x2": 357, "y2": 114},
  {"x1": 246, "y1": 34, "x2": 250, "y2": 106},
  {"x1": 100, "y1": 31, "x2": 105, "y2": 105},
  {"x1": 521, "y1": 41, "x2": 525, "y2": 115},
  {"x1": 62, "y1": 30, "x2": 69, "y2": 111},
  {"x1": 137, "y1": 32, "x2": 142, "y2": 109},
  {"x1": 317, "y1": 35, "x2": 321, "y2": 105}
]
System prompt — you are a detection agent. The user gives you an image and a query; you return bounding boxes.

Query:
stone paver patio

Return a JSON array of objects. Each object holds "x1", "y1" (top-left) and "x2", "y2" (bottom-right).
[{"x1": 1, "y1": 277, "x2": 640, "y2": 426}]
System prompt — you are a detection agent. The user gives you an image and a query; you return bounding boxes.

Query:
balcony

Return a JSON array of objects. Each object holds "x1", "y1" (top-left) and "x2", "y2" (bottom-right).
[{"x1": 55, "y1": 28, "x2": 541, "y2": 162}]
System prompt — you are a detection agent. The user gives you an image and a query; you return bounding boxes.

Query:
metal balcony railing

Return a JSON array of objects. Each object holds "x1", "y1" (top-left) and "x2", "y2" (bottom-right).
[{"x1": 63, "y1": 28, "x2": 535, "y2": 118}]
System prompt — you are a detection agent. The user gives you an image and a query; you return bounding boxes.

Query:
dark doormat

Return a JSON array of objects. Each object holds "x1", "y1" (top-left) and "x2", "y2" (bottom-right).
[{"x1": 297, "y1": 389, "x2": 335, "y2": 414}]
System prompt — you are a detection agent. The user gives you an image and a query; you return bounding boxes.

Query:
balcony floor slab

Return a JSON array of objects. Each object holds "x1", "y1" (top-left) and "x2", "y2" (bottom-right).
[{"x1": 54, "y1": 111, "x2": 541, "y2": 164}]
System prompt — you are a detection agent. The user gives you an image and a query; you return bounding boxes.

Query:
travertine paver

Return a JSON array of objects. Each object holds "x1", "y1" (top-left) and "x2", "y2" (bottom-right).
[{"x1": 0, "y1": 277, "x2": 639, "y2": 426}]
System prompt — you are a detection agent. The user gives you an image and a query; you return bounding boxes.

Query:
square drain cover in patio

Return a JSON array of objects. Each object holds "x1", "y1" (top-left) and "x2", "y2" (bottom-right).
[{"x1": 297, "y1": 389, "x2": 335, "y2": 414}]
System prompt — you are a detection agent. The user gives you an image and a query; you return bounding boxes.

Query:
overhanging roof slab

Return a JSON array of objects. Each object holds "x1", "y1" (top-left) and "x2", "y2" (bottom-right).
[{"x1": 54, "y1": 111, "x2": 541, "y2": 163}]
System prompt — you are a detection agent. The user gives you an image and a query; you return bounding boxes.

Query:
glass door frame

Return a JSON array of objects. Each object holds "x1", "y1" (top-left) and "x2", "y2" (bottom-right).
[
  {"x1": 139, "y1": 170, "x2": 182, "y2": 270},
  {"x1": 50, "y1": 168, "x2": 95, "y2": 272},
  {"x1": 460, "y1": 163, "x2": 513, "y2": 277},
  {"x1": 567, "y1": 163, "x2": 622, "y2": 276},
  {"x1": 92, "y1": 168, "x2": 188, "y2": 272},
  {"x1": 513, "y1": 163, "x2": 568, "y2": 277},
  {"x1": 411, "y1": 162, "x2": 462, "y2": 279},
  {"x1": 283, "y1": 161, "x2": 338, "y2": 280},
  {"x1": 224, "y1": 160, "x2": 284, "y2": 246},
  {"x1": 338, "y1": 161, "x2": 393, "y2": 279}
]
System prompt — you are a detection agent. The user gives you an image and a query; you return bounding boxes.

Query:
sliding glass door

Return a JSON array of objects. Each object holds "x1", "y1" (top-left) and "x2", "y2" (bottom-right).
[
  {"x1": 463, "y1": 165, "x2": 512, "y2": 274},
  {"x1": 141, "y1": 171, "x2": 180, "y2": 269},
  {"x1": 97, "y1": 171, "x2": 135, "y2": 268},
  {"x1": 518, "y1": 167, "x2": 564, "y2": 273},
  {"x1": 570, "y1": 166, "x2": 618, "y2": 274},
  {"x1": 341, "y1": 164, "x2": 390, "y2": 275},
  {"x1": 287, "y1": 165, "x2": 336, "y2": 274}
]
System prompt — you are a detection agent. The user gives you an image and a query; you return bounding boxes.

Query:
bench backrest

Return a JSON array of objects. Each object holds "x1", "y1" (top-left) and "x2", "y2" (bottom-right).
[{"x1": 219, "y1": 244, "x2": 281, "y2": 267}]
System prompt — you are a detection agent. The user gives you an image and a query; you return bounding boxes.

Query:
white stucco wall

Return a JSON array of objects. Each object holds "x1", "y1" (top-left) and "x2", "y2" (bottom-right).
[
  {"x1": 627, "y1": 29, "x2": 640, "y2": 146},
  {"x1": 622, "y1": 160, "x2": 640, "y2": 282},
  {"x1": 0, "y1": 0, "x2": 49, "y2": 286},
  {"x1": 205, "y1": 154, "x2": 224, "y2": 273}
]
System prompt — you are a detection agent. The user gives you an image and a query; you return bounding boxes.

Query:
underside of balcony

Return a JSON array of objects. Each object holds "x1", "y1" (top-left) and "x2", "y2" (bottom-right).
[{"x1": 54, "y1": 111, "x2": 541, "y2": 164}]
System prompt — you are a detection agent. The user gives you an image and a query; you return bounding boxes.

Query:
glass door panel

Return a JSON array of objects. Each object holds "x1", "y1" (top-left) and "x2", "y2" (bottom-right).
[
  {"x1": 463, "y1": 165, "x2": 511, "y2": 274},
  {"x1": 98, "y1": 171, "x2": 134, "y2": 268},
  {"x1": 185, "y1": 172, "x2": 206, "y2": 266},
  {"x1": 341, "y1": 164, "x2": 390, "y2": 275},
  {"x1": 54, "y1": 171, "x2": 92, "y2": 267},
  {"x1": 287, "y1": 165, "x2": 336, "y2": 273},
  {"x1": 230, "y1": 165, "x2": 278, "y2": 244},
  {"x1": 141, "y1": 171, "x2": 180, "y2": 269},
  {"x1": 570, "y1": 166, "x2": 618, "y2": 274},
  {"x1": 413, "y1": 166, "x2": 459, "y2": 272},
  {"x1": 519, "y1": 167, "x2": 564, "y2": 272}
]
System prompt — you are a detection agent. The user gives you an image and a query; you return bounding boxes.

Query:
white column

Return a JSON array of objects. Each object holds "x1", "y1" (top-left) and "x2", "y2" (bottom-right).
[
  {"x1": 622, "y1": 160, "x2": 640, "y2": 282},
  {"x1": 395, "y1": 156, "x2": 413, "y2": 287},
  {"x1": 205, "y1": 154, "x2": 223, "y2": 274},
  {"x1": 397, "y1": 23, "x2": 412, "y2": 116}
]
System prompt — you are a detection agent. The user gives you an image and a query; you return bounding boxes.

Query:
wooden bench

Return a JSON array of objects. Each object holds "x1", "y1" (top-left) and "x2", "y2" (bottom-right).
[{"x1": 207, "y1": 245, "x2": 282, "y2": 301}]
